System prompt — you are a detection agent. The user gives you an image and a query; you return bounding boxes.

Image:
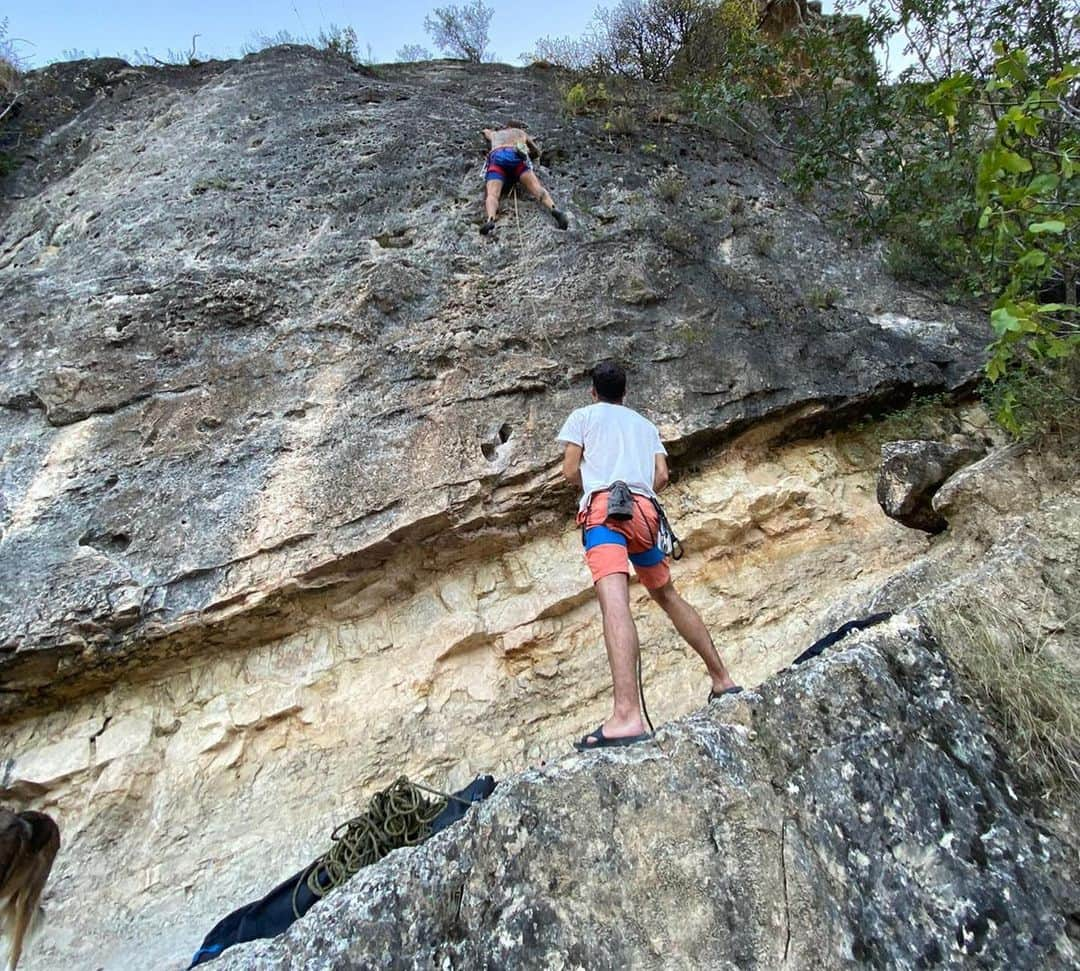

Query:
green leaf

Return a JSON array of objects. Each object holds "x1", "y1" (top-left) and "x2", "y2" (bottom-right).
[
  {"x1": 1045, "y1": 337, "x2": 1073, "y2": 359},
  {"x1": 1047, "y1": 64, "x2": 1080, "y2": 95},
  {"x1": 1028, "y1": 219, "x2": 1066, "y2": 234},
  {"x1": 999, "y1": 150, "x2": 1032, "y2": 174},
  {"x1": 1017, "y1": 250, "x2": 1047, "y2": 269},
  {"x1": 991, "y1": 306, "x2": 1022, "y2": 334},
  {"x1": 1027, "y1": 173, "x2": 1059, "y2": 194}
]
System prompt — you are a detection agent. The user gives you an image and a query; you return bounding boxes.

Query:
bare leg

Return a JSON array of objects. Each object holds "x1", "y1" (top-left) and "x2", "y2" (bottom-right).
[
  {"x1": 518, "y1": 171, "x2": 568, "y2": 229},
  {"x1": 484, "y1": 179, "x2": 502, "y2": 221},
  {"x1": 648, "y1": 582, "x2": 738, "y2": 693},
  {"x1": 518, "y1": 170, "x2": 555, "y2": 209},
  {"x1": 587, "y1": 572, "x2": 646, "y2": 741}
]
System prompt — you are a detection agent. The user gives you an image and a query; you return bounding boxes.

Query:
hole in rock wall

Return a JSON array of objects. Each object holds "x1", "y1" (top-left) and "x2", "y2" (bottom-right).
[
  {"x1": 481, "y1": 422, "x2": 512, "y2": 461},
  {"x1": 78, "y1": 530, "x2": 131, "y2": 553}
]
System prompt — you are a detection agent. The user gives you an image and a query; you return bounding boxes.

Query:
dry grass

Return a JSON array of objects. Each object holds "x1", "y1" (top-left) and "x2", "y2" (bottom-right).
[
  {"x1": 1, "y1": 17, "x2": 21, "y2": 111},
  {"x1": 930, "y1": 595, "x2": 1080, "y2": 804},
  {"x1": 651, "y1": 167, "x2": 686, "y2": 203}
]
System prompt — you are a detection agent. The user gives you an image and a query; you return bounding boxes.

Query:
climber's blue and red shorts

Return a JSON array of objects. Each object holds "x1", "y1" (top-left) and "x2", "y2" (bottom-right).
[
  {"x1": 485, "y1": 147, "x2": 532, "y2": 184},
  {"x1": 577, "y1": 490, "x2": 670, "y2": 590}
]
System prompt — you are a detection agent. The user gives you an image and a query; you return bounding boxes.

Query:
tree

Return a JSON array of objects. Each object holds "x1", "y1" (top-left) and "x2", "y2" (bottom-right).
[
  {"x1": 930, "y1": 49, "x2": 1079, "y2": 433},
  {"x1": 1, "y1": 17, "x2": 24, "y2": 104},
  {"x1": 423, "y1": 1, "x2": 494, "y2": 63},
  {"x1": 529, "y1": 0, "x2": 753, "y2": 82},
  {"x1": 397, "y1": 43, "x2": 435, "y2": 62}
]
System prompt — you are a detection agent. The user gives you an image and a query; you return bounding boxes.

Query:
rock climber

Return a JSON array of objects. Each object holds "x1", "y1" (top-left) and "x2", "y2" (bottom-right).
[
  {"x1": 557, "y1": 360, "x2": 742, "y2": 750},
  {"x1": 480, "y1": 122, "x2": 568, "y2": 235}
]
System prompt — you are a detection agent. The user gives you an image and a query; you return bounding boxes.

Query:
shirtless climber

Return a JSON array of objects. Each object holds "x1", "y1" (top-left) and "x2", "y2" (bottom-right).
[
  {"x1": 557, "y1": 361, "x2": 742, "y2": 750},
  {"x1": 481, "y1": 122, "x2": 569, "y2": 235}
]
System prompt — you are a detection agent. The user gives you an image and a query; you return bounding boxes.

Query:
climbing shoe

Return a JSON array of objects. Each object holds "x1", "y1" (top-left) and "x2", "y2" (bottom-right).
[
  {"x1": 551, "y1": 208, "x2": 569, "y2": 230},
  {"x1": 606, "y1": 480, "x2": 634, "y2": 521},
  {"x1": 480, "y1": 218, "x2": 497, "y2": 236}
]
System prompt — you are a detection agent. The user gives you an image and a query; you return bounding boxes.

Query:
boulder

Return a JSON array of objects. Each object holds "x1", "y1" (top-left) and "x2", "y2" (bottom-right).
[
  {"x1": 218, "y1": 617, "x2": 1078, "y2": 970},
  {"x1": 877, "y1": 439, "x2": 984, "y2": 533}
]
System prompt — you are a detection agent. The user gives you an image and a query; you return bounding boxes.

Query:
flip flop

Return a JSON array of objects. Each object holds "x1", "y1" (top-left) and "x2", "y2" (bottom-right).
[
  {"x1": 708, "y1": 686, "x2": 744, "y2": 702},
  {"x1": 573, "y1": 725, "x2": 653, "y2": 751}
]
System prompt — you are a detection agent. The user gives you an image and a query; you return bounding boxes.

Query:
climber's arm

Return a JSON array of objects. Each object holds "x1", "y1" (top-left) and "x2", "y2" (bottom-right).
[
  {"x1": 562, "y1": 443, "x2": 583, "y2": 487},
  {"x1": 654, "y1": 453, "x2": 669, "y2": 492}
]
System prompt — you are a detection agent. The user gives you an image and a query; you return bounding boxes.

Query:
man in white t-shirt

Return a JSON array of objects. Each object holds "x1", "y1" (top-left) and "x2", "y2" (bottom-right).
[{"x1": 556, "y1": 361, "x2": 741, "y2": 750}]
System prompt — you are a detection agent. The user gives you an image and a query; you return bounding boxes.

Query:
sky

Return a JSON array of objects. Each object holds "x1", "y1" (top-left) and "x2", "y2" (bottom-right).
[{"x1": 3, "y1": 0, "x2": 860, "y2": 70}]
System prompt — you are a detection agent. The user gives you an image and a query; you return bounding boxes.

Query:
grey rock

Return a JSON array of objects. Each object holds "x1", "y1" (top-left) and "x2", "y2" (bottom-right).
[
  {"x1": 0, "y1": 49, "x2": 987, "y2": 716},
  {"x1": 877, "y1": 440, "x2": 985, "y2": 533},
  {"x1": 218, "y1": 616, "x2": 1077, "y2": 970}
]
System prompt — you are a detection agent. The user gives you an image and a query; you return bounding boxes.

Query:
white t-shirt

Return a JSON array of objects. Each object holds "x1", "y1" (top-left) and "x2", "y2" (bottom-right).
[{"x1": 556, "y1": 402, "x2": 667, "y2": 511}]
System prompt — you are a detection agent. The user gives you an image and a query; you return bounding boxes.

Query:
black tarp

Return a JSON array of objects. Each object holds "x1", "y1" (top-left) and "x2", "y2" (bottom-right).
[{"x1": 189, "y1": 775, "x2": 497, "y2": 967}]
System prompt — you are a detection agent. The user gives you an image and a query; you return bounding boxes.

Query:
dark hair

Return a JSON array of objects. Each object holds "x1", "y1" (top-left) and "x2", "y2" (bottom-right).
[
  {"x1": 505, "y1": 119, "x2": 527, "y2": 130},
  {"x1": 592, "y1": 360, "x2": 626, "y2": 402}
]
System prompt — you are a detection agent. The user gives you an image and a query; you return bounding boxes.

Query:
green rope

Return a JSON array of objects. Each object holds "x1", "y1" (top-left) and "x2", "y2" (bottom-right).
[{"x1": 292, "y1": 776, "x2": 457, "y2": 918}]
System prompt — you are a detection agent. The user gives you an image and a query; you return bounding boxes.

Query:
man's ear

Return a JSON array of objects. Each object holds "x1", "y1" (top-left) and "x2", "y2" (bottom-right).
[{"x1": 590, "y1": 387, "x2": 598, "y2": 401}]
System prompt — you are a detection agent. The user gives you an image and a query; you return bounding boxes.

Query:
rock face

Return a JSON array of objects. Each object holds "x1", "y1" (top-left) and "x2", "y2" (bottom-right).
[
  {"x1": 876, "y1": 439, "x2": 984, "y2": 533},
  {"x1": 218, "y1": 616, "x2": 1077, "y2": 971},
  {"x1": 2, "y1": 47, "x2": 1073, "y2": 971},
  {"x1": 0, "y1": 48, "x2": 985, "y2": 718}
]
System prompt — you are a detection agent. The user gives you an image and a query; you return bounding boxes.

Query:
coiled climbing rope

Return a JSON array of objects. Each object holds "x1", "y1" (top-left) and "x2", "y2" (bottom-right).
[{"x1": 292, "y1": 777, "x2": 463, "y2": 918}]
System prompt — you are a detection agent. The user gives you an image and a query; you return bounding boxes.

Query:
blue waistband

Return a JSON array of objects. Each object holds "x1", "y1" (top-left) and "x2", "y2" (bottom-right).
[
  {"x1": 583, "y1": 525, "x2": 627, "y2": 549},
  {"x1": 583, "y1": 525, "x2": 664, "y2": 566}
]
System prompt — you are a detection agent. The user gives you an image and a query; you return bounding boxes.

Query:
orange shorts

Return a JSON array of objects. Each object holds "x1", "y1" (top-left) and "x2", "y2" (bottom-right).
[{"x1": 577, "y1": 491, "x2": 671, "y2": 589}]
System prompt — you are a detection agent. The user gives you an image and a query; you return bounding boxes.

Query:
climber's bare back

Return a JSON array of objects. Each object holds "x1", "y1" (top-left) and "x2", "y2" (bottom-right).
[{"x1": 484, "y1": 127, "x2": 528, "y2": 152}]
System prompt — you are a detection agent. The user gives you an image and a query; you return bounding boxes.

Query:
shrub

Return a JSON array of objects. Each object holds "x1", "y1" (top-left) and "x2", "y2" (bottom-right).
[
  {"x1": 564, "y1": 82, "x2": 589, "y2": 115},
  {"x1": 929, "y1": 49, "x2": 1079, "y2": 409},
  {"x1": 241, "y1": 30, "x2": 304, "y2": 55},
  {"x1": 529, "y1": 0, "x2": 758, "y2": 82},
  {"x1": 604, "y1": 105, "x2": 637, "y2": 135},
  {"x1": 397, "y1": 43, "x2": 434, "y2": 62},
  {"x1": 806, "y1": 285, "x2": 841, "y2": 309},
  {"x1": 562, "y1": 80, "x2": 610, "y2": 116},
  {"x1": 651, "y1": 167, "x2": 686, "y2": 202},
  {"x1": 980, "y1": 357, "x2": 1080, "y2": 444},
  {"x1": 317, "y1": 24, "x2": 362, "y2": 62},
  {"x1": 424, "y1": 1, "x2": 493, "y2": 63},
  {"x1": 0, "y1": 17, "x2": 23, "y2": 176},
  {"x1": 750, "y1": 229, "x2": 774, "y2": 256},
  {"x1": 1, "y1": 17, "x2": 24, "y2": 102}
]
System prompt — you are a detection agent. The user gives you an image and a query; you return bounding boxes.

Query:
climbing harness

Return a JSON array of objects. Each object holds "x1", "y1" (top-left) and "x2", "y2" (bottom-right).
[
  {"x1": 292, "y1": 777, "x2": 470, "y2": 918},
  {"x1": 650, "y1": 497, "x2": 684, "y2": 560}
]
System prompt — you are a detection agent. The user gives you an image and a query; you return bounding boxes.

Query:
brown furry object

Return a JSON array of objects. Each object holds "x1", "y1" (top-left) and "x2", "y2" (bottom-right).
[{"x1": 0, "y1": 810, "x2": 60, "y2": 971}]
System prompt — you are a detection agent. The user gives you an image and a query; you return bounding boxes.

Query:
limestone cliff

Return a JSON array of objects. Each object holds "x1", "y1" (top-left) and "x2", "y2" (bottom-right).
[
  {"x1": 0, "y1": 48, "x2": 984, "y2": 716},
  {"x1": 2, "y1": 48, "x2": 1074, "y2": 971}
]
